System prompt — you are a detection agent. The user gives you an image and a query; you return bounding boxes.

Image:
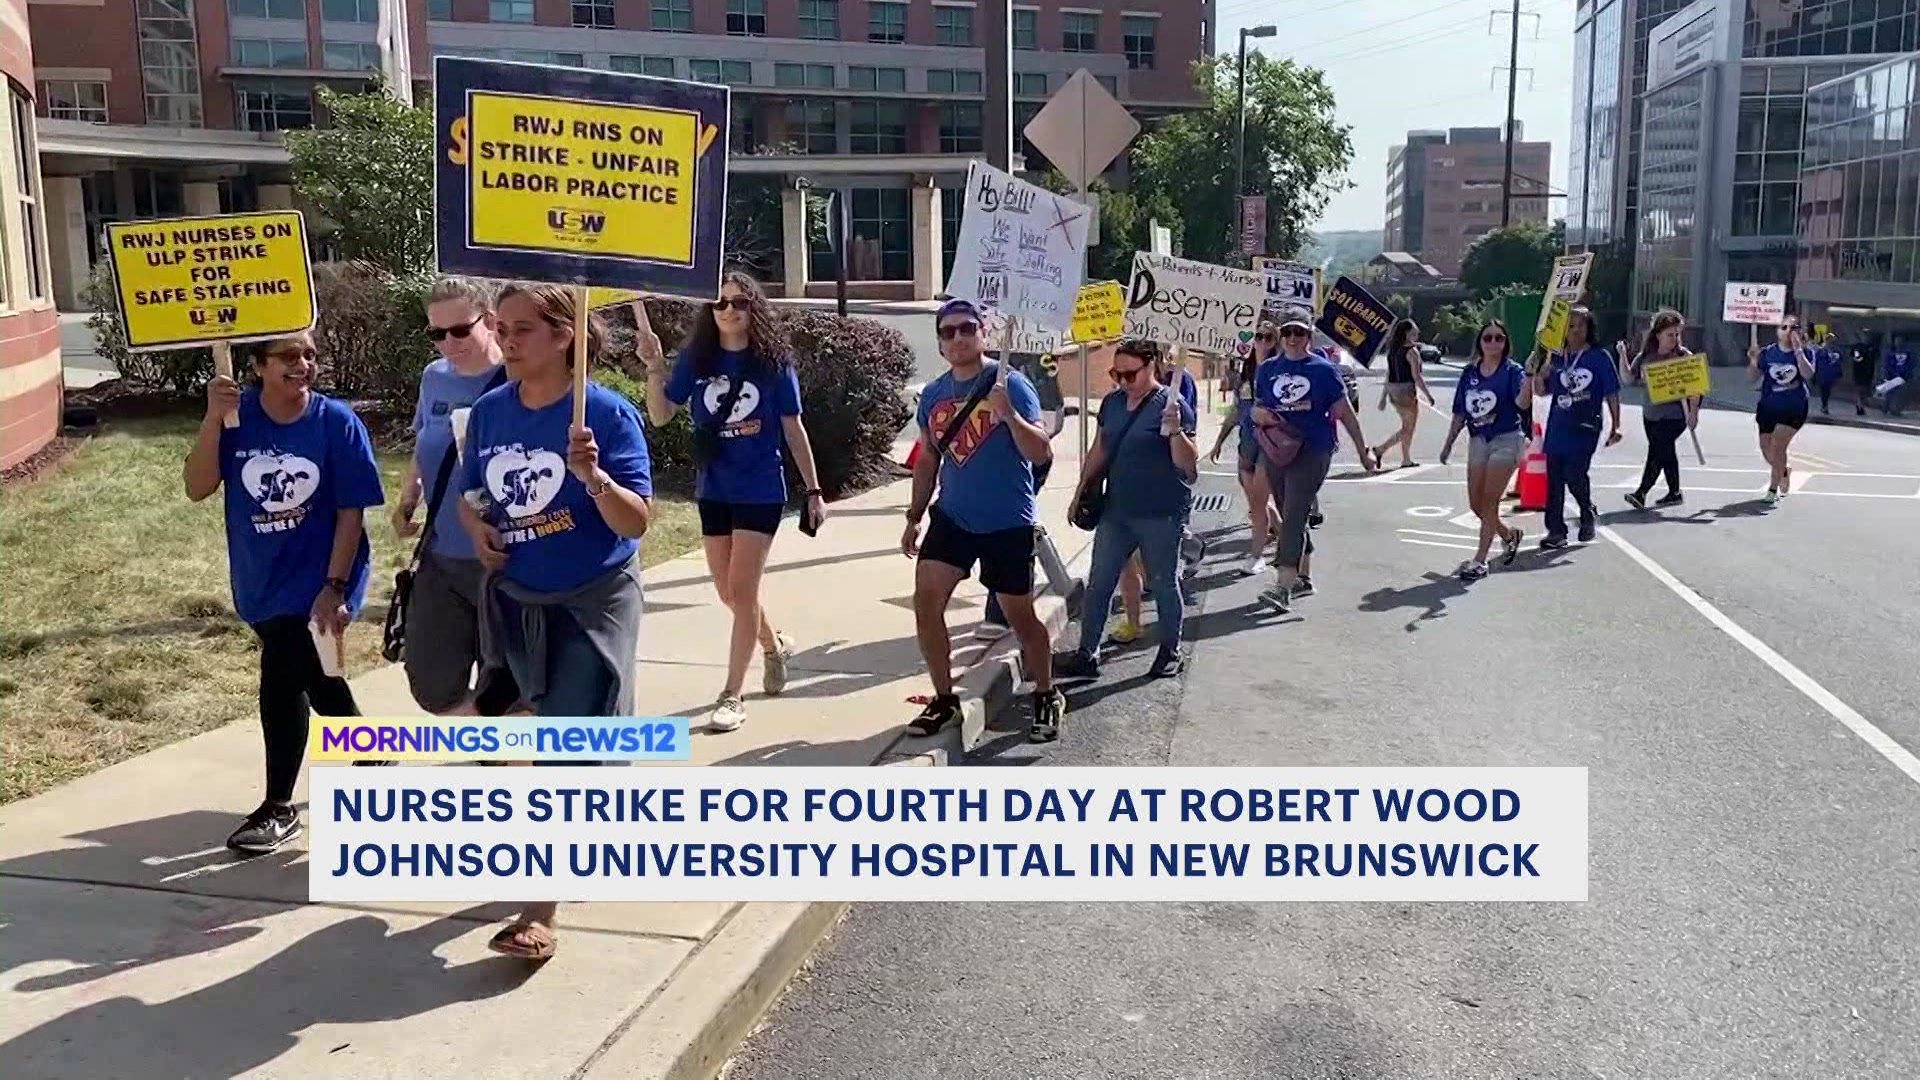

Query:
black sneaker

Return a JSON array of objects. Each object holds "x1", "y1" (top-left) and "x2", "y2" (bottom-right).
[
  {"x1": 1501, "y1": 526, "x2": 1524, "y2": 565},
  {"x1": 1257, "y1": 584, "x2": 1292, "y2": 613},
  {"x1": 1624, "y1": 492, "x2": 1647, "y2": 510},
  {"x1": 1054, "y1": 651, "x2": 1101, "y2": 680},
  {"x1": 1655, "y1": 491, "x2": 1685, "y2": 507},
  {"x1": 227, "y1": 802, "x2": 302, "y2": 854},
  {"x1": 1459, "y1": 561, "x2": 1490, "y2": 581},
  {"x1": 1293, "y1": 575, "x2": 1315, "y2": 597},
  {"x1": 1539, "y1": 534, "x2": 1570, "y2": 551},
  {"x1": 1028, "y1": 689, "x2": 1066, "y2": 743},
  {"x1": 1577, "y1": 520, "x2": 1597, "y2": 543},
  {"x1": 907, "y1": 694, "x2": 962, "y2": 737},
  {"x1": 1307, "y1": 511, "x2": 1325, "y2": 529},
  {"x1": 1150, "y1": 648, "x2": 1184, "y2": 679}
]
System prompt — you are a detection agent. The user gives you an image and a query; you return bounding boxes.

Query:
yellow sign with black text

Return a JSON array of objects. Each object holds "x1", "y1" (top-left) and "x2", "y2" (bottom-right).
[
  {"x1": 1071, "y1": 281, "x2": 1125, "y2": 342},
  {"x1": 105, "y1": 211, "x2": 315, "y2": 351},
  {"x1": 1536, "y1": 298, "x2": 1572, "y2": 351},
  {"x1": 1643, "y1": 352, "x2": 1711, "y2": 404}
]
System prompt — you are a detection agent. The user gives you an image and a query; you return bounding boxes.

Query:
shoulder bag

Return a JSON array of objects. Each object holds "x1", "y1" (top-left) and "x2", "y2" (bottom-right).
[
  {"x1": 933, "y1": 362, "x2": 1000, "y2": 461},
  {"x1": 1069, "y1": 388, "x2": 1156, "y2": 531},
  {"x1": 690, "y1": 370, "x2": 748, "y2": 469}
]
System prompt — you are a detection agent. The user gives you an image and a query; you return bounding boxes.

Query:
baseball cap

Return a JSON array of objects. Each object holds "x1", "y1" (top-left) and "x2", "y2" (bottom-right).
[
  {"x1": 1278, "y1": 308, "x2": 1313, "y2": 331},
  {"x1": 936, "y1": 298, "x2": 983, "y2": 324}
]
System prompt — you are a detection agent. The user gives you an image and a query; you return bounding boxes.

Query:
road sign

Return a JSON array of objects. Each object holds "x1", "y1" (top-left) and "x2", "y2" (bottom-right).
[
  {"x1": 105, "y1": 210, "x2": 316, "y2": 351},
  {"x1": 1022, "y1": 69, "x2": 1140, "y2": 191}
]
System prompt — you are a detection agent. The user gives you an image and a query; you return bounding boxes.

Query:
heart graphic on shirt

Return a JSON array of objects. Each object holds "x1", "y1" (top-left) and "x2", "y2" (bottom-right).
[
  {"x1": 241, "y1": 453, "x2": 320, "y2": 513},
  {"x1": 1465, "y1": 388, "x2": 1498, "y2": 419},
  {"x1": 1272, "y1": 373, "x2": 1312, "y2": 405},
  {"x1": 1561, "y1": 367, "x2": 1594, "y2": 395},
  {"x1": 485, "y1": 448, "x2": 567, "y2": 518},
  {"x1": 701, "y1": 375, "x2": 761, "y2": 425},
  {"x1": 1768, "y1": 362, "x2": 1799, "y2": 387}
]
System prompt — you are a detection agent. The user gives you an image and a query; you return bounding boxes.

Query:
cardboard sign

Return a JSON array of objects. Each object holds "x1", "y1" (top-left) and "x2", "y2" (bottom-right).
[
  {"x1": 104, "y1": 211, "x2": 315, "y2": 351},
  {"x1": 1257, "y1": 258, "x2": 1320, "y2": 313},
  {"x1": 983, "y1": 311, "x2": 1067, "y2": 355},
  {"x1": 1314, "y1": 275, "x2": 1397, "y2": 364},
  {"x1": 1071, "y1": 281, "x2": 1125, "y2": 342},
  {"x1": 1536, "y1": 252, "x2": 1593, "y2": 335},
  {"x1": 434, "y1": 57, "x2": 730, "y2": 300},
  {"x1": 1123, "y1": 252, "x2": 1264, "y2": 356},
  {"x1": 1723, "y1": 282, "x2": 1787, "y2": 325},
  {"x1": 1643, "y1": 352, "x2": 1712, "y2": 403},
  {"x1": 945, "y1": 161, "x2": 1090, "y2": 331},
  {"x1": 1536, "y1": 298, "x2": 1573, "y2": 351}
]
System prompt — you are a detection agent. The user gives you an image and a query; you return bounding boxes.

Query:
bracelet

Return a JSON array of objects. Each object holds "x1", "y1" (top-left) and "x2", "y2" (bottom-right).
[
  {"x1": 805, "y1": 487, "x2": 823, "y2": 497},
  {"x1": 323, "y1": 577, "x2": 349, "y2": 594},
  {"x1": 586, "y1": 477, "x2": 615, "y2": 499}
]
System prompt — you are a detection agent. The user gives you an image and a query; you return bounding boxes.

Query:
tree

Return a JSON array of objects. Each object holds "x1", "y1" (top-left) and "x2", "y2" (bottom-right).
[
  {"x1": 287, "y1": 84, "x2": 436, "y2": 274},
  {"x1": 1129, "y1": 55, "x2": 1353, "y2": 265},
  {"x1": 1388, "y1": 292, "x2": 1412, "y2": 317},
  {"x1": 1459, "y1": 219, "x2": 1567, "y2": 300}
]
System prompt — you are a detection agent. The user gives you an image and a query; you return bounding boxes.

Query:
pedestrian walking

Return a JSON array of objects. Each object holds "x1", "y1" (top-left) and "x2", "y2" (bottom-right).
[
  {"x1": 182, "y1": 330, "x2": 386, "y2": 854},
  {"x1": 1057, "y1": 339, "x2": 1198, "y2": 681},
  {"x1": 1814, "y1": 332, "x2": 1843, "y2": 416},
  {"x1": 1850, "y1": 333, "x2": 1879, "y2": 417},
  {"x1": 1208, "y1": 322, "x2": 1283, "y2": 577},
  {"x1": 1749, "y1": 315, "x2": 1815, "y2": 505},
  {"x1": 1371, "y1": 317, "x2": 1438, "y2": 468},
  {"x1": 1251, "y1": 314, "x2": 1377, "y2": 613},
  {"x1": 902, "y1": 299, "x2": 1064, "y2": 742},
  {"x1": 1881, "y1": 345, "x2": 1912, "y2": 416},
  {"x1": 457, "y1": 283, "x2": 653, "y2": 961},
  {"x1": 1534, "y1": 307, "x2": 1621, "y2": 549},
  {"x1": 1620, "y1": 310, "x2": 1698, "y2": 511},
  {"x1": 1439, "y1": 319, "x2": 1530, "y2": 580},
  {"x1": 633, "y1": 272, "x2": 826, "y2": 733}
]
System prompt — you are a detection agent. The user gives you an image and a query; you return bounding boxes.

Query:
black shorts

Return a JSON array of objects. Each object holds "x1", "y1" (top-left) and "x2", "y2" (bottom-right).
[
  {"x1": 920, "y1": 506, "x2": 1036, "y2": 596},
  {"x1": 698, "y1": 499, "x2": 784, "y2": 537},
  {"x1": 1756, "y1": 402, "x2": 1809, "y2": 434}
]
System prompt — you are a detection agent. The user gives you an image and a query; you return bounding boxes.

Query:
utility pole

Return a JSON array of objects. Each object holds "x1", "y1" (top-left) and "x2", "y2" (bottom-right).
[
  {"x1": 985, "y1": 0, "x2": 1014, "y2": 170},
  {"x1": 1501, "y1": 0, "x2": 1519, "y2": 227}
]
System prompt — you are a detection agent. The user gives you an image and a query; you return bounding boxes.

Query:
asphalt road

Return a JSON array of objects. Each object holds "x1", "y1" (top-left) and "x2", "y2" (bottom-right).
[{"x1": 728, "y1": 367, "x2": 1920, "y2": 1080}]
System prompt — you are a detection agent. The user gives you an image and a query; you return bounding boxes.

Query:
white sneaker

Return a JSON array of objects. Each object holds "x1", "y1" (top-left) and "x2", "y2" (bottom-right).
[
  {"x1": 1244, "y1": 555, "x2": 1267, "y2": 577},
  {"x1": 763, "y1": 632, "x2": 795, "y2": 696},
  {"x1": 710, "y1": 695, "x2": 747, "y2": 733}
]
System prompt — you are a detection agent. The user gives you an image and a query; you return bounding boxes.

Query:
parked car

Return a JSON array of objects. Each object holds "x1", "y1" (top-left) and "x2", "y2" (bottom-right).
[{"x1": 1417, "y1": 342, "x2": 1443, "y2": 364}]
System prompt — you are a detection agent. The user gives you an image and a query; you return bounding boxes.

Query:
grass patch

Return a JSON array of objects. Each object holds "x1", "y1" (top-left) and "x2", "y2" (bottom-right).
[{"x1": 0, "y1": 412, "x2": 699, "y2": 804}]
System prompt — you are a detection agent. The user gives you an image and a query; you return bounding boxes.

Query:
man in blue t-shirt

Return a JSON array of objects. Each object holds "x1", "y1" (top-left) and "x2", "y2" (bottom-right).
[{"x1": 904, "y1": 299, "x2": 1064, "y2": 743}]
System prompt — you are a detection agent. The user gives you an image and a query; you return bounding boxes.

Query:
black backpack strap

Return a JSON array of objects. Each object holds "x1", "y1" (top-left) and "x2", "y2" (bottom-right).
[
  {"x1": 935, "y1": 362, "x2": 1000, "y2": 460},
  {"x1": 415, "y1": 366, "x2": 508, "y2": 564},
  {"x1": 706, "y1": 372, "x2": 747, "y2": 435}
]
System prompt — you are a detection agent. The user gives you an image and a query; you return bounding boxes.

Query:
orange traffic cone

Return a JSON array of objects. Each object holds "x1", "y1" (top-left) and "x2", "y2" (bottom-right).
[{"x1": 1516, "y1": 422, "x2": 1548, "y2": 512}]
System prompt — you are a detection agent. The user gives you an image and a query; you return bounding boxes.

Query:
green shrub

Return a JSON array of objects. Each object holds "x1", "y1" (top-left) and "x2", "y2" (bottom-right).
[
  {"x1": 312, "y1": 261, "x2": 436, "y2": 403},
  {"x1": 82, "y1": 262, "x2": 209, "y2": 393}
]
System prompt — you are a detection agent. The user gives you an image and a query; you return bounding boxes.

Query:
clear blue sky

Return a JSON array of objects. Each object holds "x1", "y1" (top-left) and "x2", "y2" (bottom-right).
[{"x1": 1215, "y1": 0, "x2": 1576, "y2": 234}]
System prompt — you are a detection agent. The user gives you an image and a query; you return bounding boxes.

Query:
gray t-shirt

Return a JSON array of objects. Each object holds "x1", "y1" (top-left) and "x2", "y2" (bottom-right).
[
  {"x1": 1097, "y1": 386, "x2": 1197, "y2": 519},
  {"x1": 1632, "y1": 349, "x2": 1690, "y2": 421}
]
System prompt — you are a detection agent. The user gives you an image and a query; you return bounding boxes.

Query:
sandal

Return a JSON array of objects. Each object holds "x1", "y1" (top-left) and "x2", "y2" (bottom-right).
[{"x1": 488, "y1": 921, "x2": 557, "y2": 960}]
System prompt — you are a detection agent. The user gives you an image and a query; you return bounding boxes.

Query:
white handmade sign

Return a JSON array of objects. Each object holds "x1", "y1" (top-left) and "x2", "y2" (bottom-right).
[
  {"x1": 1258, "y1": 258, "x2": 1320, "y2": 312},
  {"x1": 945, "y1": 161, "x2": 1091, "y2": 331},
  {"x1": 1723, "y1": 281, "x2": 1787, "y2": 325},
  {"x1": 983, "y1": 311, "x2": 1069, "y2": 355},
  {"x1": 1123, "y1": 252, "x2": 1265, "y2": 357}
]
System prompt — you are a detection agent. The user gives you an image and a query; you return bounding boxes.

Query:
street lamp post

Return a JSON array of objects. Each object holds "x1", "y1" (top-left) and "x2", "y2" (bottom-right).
[{"x1": 1233, "y1": 25, "x2": 1278, "y2": 201}]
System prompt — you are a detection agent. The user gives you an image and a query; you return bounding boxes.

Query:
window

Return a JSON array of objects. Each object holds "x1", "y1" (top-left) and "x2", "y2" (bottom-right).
[
  {"x1": 235, "y1": 79, "x2": 313, "y2": 132},
  {"x1": 490, "y1": 0, "x2": 532, "y2": 20},
  {"x1": 227, "y1": 0, "x2": 302, "y2": 18},
  {"x1": 1063, "y1": 12, "x2": 1097, "y2": 52},
  {"x1": 1122, "y1": 15, "x2": 1156, "y2": 69},
  {"x1": 321, "y1": 0, "x2": 375, "y2": 21},
  {"x1": 868, "y1": 1, "x2": 906, "y2": 43},
  {"x1": 323, "y1": 41, "x2": 381, "y2": 70},
  {"x1": 940, "y1": 102, "x2": 982, "y2": 152},
  {"x1": 731, "y1": 99, "x2": 758, "y2": 152},
  {"x1": 798, "y1": 0, "x2": 838, "y2": 39},
  {"x1": 689, "y1": 59, "x2": 753, "y2": 85},
  {"x1": 934, "y1": 4, "x2": 973, "y2": 46},
  {"x1": 849, "y1": 66, "x2": 906, "y2": 92},
  {"x1": 1013, "y1": 7, "x2": 1037, "y2": 49},
  {"x1": 427, "y1": 0, "x2": 450, "y2": 18},
  {"x1": 232, "y1": 38, "x2": 309, "y2": 69},
  {"x1": 1096, "y1": 74, "x2": 1118, "y2": 95},
  {"x1": 551, "y1": 51, "x2": 584, "y2": 67},
  {"x1": 726, "y1": 0, "x2": 766, "y2": 35},
  {"x1": 651, "y1": 0, "x2": 691, "y2": 32},
  {"x1": 1014, "y1": 72, "x2": 1046, "y2": 96},
  {"x1": 849, "y1": 100, "x2": 907, "y2": 153},
  {"x1": 927, "y1": 69, "x2": 982, "y2": 94},
  {"x1": 785, "y1": 99, "x2": 837, "y2": 154},
  {"x1": 775, "y1": 63, "x2": 835, "y2": 88},
  {"x1": 38, "y1": 80, "x2": 109, "y2": 122},
  {"x1": 572, "y1": 0, "x2": 613, "y2": 27},
  {"x1": 611, "y1": 55, "x2": 676, "y2": 77},
  {"x1": 8, "y1": 84, "x2": 48, "y2": 302},
  {"x1": 851, "y1": 188, "x2": 911, "y2": 280}
]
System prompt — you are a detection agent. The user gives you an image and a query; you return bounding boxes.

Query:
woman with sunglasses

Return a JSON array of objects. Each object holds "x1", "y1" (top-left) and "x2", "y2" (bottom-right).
[
  {"x1": 1439, "y1": 320, "x2": 1530, "y2": 580},
  {"x1": 1209, "y1": 321, "x2": 1284, "y2": 576},
  {"x1": 1371, "y1": 318, "x2": 1437, "y2": 467},
  {"x1": 1748, "y1": 314, "x2": 1816, "y2": 504},
  {"x1": 183, "y1": 331, "x2": 386, "y2": 854},
  {"x1": 1535, "y1": 306, "x2": 1622, "y2": 549},
  {"x1": 638, "y1": 272, "x2": 825, "y2": 733},
  {"x1": 458, "y1": 283, "x2": 653, "y2": 960},
  {"x1": 1620, "y1": 309, "x2": 1698, "y2": 510}
]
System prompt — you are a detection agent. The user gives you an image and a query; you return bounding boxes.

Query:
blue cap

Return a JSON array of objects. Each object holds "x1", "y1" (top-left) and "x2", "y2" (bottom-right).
[{"x1": 936, "y1": 298, "x2": 983, "y2": 324}]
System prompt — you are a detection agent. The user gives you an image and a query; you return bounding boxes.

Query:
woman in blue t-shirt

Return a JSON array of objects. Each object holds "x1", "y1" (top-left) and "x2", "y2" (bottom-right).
[
  {"x1": 183, "y1": 331, "x2": 387, "y2": 856},
  {"x1": 456, "y1": 282, "x2": 654, "y2": 961},
  {"x1": 1747, "y1": 315, "x2": 1816, "y2": 504},
  {"x1": 636, "y1": 272, "x2": 826, "y2": 735},
  {"x1": 1534, "y1": 307, "x2": 1622, "y2": 549},
  {"x1": 1439, "y1": 319, "x2": 1531, "y2": 580}
]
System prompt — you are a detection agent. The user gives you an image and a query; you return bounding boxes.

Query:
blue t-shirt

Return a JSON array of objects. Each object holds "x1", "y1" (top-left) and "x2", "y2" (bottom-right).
[
  {"x1": 916, "y1": 363, "x2": 1043, "y2": 533},
  {"x1": 1886, "y1": 350, "x2": 1914, "y2": 381},
  {"x1": 1254, "y1": 354, "x2": 1347, "y2": 453},
  {"x1": 666, "y1": 349, "x2": 804, "y2": 504},
  {"x1": 411, "y1": 358, "x2": 507, "y2": 560},
  {"x1": 220, "y1": 391, "x2": 385, "y2": 626},
  {"x1": 458, "y1": 381, "x2": 653, "y2": 593},
  {"x1": 1171, "y1": 368, "x2": 1198, "y2": 414},
  {"x1": 1453, "y1": 360, "x2": 1528, "y2": 439},
  {"x1": 1097, "y1": 387, "x2": 1197, "y2": 519},
  {"x1": 1815, "y1": 347, "x2": 1844, "y2": 385},
  {"x1": 1234, "y1": 370, "x2": 1259, "y2": 451},
  {"x1": 1756, "y1": 343, "x2": 1811, "y2": 410},
  {"x1": 1544, "y1": 346, "x2": 1619, "y2": 454}
]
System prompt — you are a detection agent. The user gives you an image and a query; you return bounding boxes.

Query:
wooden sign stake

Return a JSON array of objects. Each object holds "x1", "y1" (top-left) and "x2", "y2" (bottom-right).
[
  {"x1": 212, "y1": 341, "x2": 239, "y2": 429},
  {"x1": 572, "y1": 284, "x2": 590, "y2": 431}
]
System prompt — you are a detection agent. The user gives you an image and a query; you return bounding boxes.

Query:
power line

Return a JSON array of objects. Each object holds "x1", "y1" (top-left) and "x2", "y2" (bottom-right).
[
  {"x1": 1273, "y1": 0, "x2": 1485, "y2": 56},
  {"x1": 1312, "y1": 18, "x2": 1486, "y2": 66}
]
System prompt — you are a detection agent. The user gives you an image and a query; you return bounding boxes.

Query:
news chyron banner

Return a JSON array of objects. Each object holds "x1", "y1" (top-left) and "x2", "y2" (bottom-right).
[
  {"x1": 104, "y1": 211, "x2": 316, "y2": 351},
  {"x1": 434, "y1": 57, "x2": 730, "y2": 300},
  {"x1": 1315, "y1": 275, "x2": 1396, "y2": 365}
]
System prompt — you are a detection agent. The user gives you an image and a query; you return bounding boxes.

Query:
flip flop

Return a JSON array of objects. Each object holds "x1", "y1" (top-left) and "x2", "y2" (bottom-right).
[{"x1": 488, "y1": 921, "x2": 556, "y2": 960}]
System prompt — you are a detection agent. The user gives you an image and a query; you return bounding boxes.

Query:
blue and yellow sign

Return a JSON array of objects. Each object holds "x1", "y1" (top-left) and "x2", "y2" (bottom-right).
[
  {"x1": 434, "y1": 57, "x2": 730, "y2": 300},
  {"x1": 1314, "y1": 275, "x2": 1396, "y2": 365}
]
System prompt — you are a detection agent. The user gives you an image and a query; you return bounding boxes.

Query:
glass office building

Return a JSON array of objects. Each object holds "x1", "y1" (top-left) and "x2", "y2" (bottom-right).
[
  {"x1": 1798, "y1": 53, "x2": 1920, "y2": 323},
  {"x1": 1569, "y1": 0, "x2": 1626, "y2": 249}
]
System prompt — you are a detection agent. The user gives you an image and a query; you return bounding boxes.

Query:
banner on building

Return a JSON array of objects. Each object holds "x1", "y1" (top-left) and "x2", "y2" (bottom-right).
[
  {"x1": 1123, "y1": 252, "x2": 1265, "y2": 356},
  {"x1": 434, "y1": 57, "x2": 731, "y2": 300},
  {"x1": 1236, "y1": 195, "x2": 1267, "y2": 257},
  {"x1": 105, "y1": 211, "x2": 316, "y2": 351},
  {"x1": 1315, "y1": 275, "x2": 1397, "y2": 365},
  {"x1": 1722, "y1": 282, "x2": 1788, "y2": 325},
  {"x1": 946, "y1": 161, "x2": 1092, "y2": 331}
]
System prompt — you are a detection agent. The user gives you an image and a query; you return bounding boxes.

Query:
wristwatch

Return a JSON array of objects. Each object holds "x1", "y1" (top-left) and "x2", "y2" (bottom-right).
[{"x1": 323, "y1": 577, "x2": 349, "y2": 594}]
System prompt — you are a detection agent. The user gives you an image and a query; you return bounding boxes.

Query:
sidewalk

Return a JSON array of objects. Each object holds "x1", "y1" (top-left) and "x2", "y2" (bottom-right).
[{"x1": 0, "y1": 416, "x2": 1165, "y2": 1080}]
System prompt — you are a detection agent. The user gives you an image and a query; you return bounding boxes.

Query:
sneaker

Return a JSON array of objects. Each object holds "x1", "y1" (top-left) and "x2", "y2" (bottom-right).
[
  {"x1": 1765, "y1": 489, "x2": 1779, "y2": 505},
  {"x1": 763, "y1": 632, "x2": 795, "y2": 696},
  {"x1": 1577, "y1": 521, "x2": 1597, "y2": 543},
  {"x1": 1243, "y1": 555, "x2": 1268, "y2": 577},
  {"x1": 1028, "y1": 688, "x2": 1066, "y2": 743},
  {"x1": 1624, "y1": 492, "x2": 1648, "y2": 510},
  {"x1": 1459, "y1": 561, "x2": 1490, "y2": 581},
  {"x1": 709, "y1": 695, "x2": 748, "y2": 733},
  {"x1": 1307, "y1": 511, "x2": 1325, "y2": 529},
  {"x1": 227, "y1": 803, "x2": 301, "y2": 854},
  {"x1": 1107, "y1": 619, "x2": 1141, "y2": 645},
  {"x1": 1655, "y1": 492, "x2": 1685, "y2": 507},
  {"x1": 908, "y1": 694, "x2": 962, "y2": 736},
  {"x1": 1149, "y1": 648, "x2": 1184, "y2": 679},
  {"x1": 1539, "y1": 534, "x2": 1570, "y2": 551},
  {"x1": 1293, "y1": 575, "x2": 1315, "y2": 597},
  {"x1": 1054, "y1": 651, "x2": 1101, "y2": 680},
  {"x1": 1257, "y1": 585, "x2": 1293, "y2": 613},
  {"x1": 1501, "y1": 526, "x2": 1524, "y2": 565}
]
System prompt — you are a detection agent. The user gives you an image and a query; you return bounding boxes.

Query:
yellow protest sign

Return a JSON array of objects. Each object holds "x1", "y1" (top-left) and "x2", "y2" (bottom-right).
[
  {"x1": 1643, "y1": 352, "x2": 1711, "y2": 404},
  {"x1": 104, "y1": 211, "x2": 315, "y2": 351},
  {"x1": 1071, "y1": 281, "x2": 1124, "y2": 342},
  {"x1": 587, "y1": 287, "x2": 645, "y2": 309},
  {"x1": 1814, "y1": 322, "x2": 1830, "y2": 340},
  {"x1": 1536, "y1": 298, "x2": 1572, "y2": 351}
]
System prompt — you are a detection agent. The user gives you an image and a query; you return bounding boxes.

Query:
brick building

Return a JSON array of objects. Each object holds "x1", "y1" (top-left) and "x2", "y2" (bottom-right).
[
  {"x1": 3, "y1": 0, "x2": 61, "y2": 469},
  {"x1": 1384, "y1": 124, "x2": 1553, "y2": 278}
]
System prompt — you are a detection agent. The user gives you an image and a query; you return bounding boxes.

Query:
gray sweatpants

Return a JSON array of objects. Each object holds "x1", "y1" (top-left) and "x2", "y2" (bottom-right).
[{"x1": 1261, "y1": 448, "x2": 1334, "y2": 570}]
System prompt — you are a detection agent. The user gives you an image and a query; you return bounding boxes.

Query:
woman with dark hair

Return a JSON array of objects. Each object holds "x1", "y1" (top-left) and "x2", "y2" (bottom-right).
[
  {"x1": 1439, "y1": 319, "x2": 1530, "y2": 580},
  {"x1": 637, "y1": 271, "x2": 826, "y2": 733},
  {"x1": 458, "y1": 282, "x2": 654, "y2": 960},
  {"x1": 1209, "y1": 320, "x2": 1283, "y2": 576},
  {"x1": 1371, "y1": 317, "x2": 1436, "y2": 467},
  {"x1": 1535, "y1": 306, "x2": 1621, "y2": 549},
  {"x1": 1619, "y1": 309, "x2": 1698, "y2": 510}
]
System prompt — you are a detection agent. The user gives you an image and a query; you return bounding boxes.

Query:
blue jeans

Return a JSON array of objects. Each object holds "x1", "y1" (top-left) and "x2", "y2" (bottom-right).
[
  {"x1": 1074, "y1": 514, "x2": 1183, "y2": 658},
  {"x1": 499, "y1": 600, "x2": 615, "y2": 766}
]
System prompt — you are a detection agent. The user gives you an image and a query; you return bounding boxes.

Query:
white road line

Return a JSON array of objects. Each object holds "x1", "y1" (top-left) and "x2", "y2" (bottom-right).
[
  {"x1": 1599, "y1": 527, "x2": 1920, "y2": 788},
  {"x1": 1397, "y1": 528, "x2": 1480, "y2": 541},
  {"x1": 1398, "y1": 538, "x2": 1482, "y2": 552}
]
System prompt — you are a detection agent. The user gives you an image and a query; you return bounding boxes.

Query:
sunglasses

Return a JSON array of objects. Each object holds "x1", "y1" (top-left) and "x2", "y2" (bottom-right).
[
  {"x1": 1482, "y1": 333, "x2": 1508, "y2": 343},
  {"x1": 1255, "y1": 331, "x2": 1276, "y2": 343},
  {"x1": 428, "y1": 315, "x2": 483, "y2": 342},
  {"x1": 1110, "y1": 366, "x2": 1148, "y2": 382},
  {"x1": 1280, "y1": 327, "x2": 1310, "y2": 339},
  {"x1": 710, "y1": 296, "x2": 752, "y2": 312},
  {"x1": 937, "y1": 321, "x2": 979, "y2": 340}
]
